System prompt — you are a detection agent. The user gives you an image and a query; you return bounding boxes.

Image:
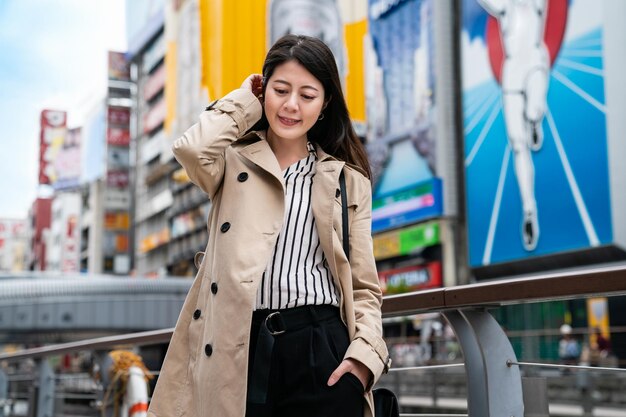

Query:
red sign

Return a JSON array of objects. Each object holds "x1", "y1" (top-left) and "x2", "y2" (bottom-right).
[
  {"x1": 108, "y1": 107, "x2": 131, "y2": 126},
  {"x1": 378, "y1": 262, "x2": 442, "y2": 295},
  {"x1": 107, "y1": 127, "x2": 131, "y2": 146},
  {"x1": 107, "y1": 170, "x2": 130, "y2": 188}
]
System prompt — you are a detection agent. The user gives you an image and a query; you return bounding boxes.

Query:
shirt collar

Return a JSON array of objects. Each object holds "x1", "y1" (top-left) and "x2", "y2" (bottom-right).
[{"x1": 306, "y1": 141, "x2": 316, "y2": 158}]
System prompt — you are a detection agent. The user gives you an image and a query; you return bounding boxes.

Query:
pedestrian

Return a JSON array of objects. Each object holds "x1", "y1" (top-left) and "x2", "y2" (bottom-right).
[
  {"x1": 558, "y1": 324, "x2": 581, "y2": 366},
  {"x1": 147, "y1": 34, "x2": 390, "y2": 417}
]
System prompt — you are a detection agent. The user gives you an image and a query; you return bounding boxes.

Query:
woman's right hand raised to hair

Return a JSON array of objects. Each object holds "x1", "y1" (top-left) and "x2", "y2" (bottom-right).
[{"x1": 241, "y1": 74, "x2": 264, "y2": 100}]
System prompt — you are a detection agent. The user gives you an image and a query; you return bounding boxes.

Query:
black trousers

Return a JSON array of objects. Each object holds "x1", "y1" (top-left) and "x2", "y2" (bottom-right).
[{"x1": 245, "y1": 305, "x2": 364, "y2": 417}]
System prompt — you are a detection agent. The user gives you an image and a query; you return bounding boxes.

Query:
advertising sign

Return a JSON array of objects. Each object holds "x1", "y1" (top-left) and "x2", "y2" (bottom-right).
[
  {"x1": 587, "y1": 297, "x2": 610, "y2": 346},
  {"x1": 378, "y1": 261, "x2": 442, "y2": 295},
  {"x1": 372, "y1": 178, "x2": 442, "y2": 233},
  {"x1": 61, "y1": 215, "x2": 80, "y2": 272},
  {"x1": 373, "y1": 220, "x2": 440, "y2": 260},
  {"x1": 366, "y1": 0, "x2": 442, "y2": 231},
  {"x1": 108, "y1": 51, "x2": 131, "y2": 81},
  {"x1": 107, "y1": 107, "x2": 130, "y2": 146},
  {"x1": 52, "y1": 127, "x2": 82, "y2": 191},
  {"x1": 462, "y1": 0, "x2": 612, "y2": 266},
  {"x1": 269, "y1": 0, "x2": 346, "y2": 77},
  {"x1": 0, "y1": 219, "x2": 28, "y2": 271},
  {"x1": 39, "y1": 110, "x2": 67, "y2": 185},
  {"x1": 104, "y1": 189, "x2": 131, "y2": 210},
  {"x1": 104, "y1": 213, "x2": 130, "y2": 231},
  {"x1": 107, "y1": 127, "x2": 131, "y2": 146},
  {"x1": 107, "y1": 170, "x2": 130, "y2": 188},
  {"x1": 108, "y1": 107, "x2": 131, "y2": 126}
]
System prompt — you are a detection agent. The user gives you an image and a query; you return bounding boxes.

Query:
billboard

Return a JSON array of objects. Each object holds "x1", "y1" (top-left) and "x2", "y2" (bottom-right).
[
  {"x1": 39, "y1": 110, "x2": 67, "y2": 185},
  {"x1": 194, "y1": 0, "x2": 444, "y2": 235},
  {"x1": 61, "y1": 214, "x2": 80, "y2": 272},
  {"x1": 52, "y1": 127, "x2": 82, "y2": 191},
  {"x1": 269, "y1": 0, "x2": 346, "y2": 78},
  {"x1": 107, "y1": 170, "x2": 130, "y2": 188},
  {"x1": 372, "y1": 220, "x2": 440, "y2": 260},
  {"x1": 378, "y1": 261, "x2": 442, "y2": 295},
  {"x1": 0, "y1": 219, "x2": 28, "y2": 272},
  {"x1": 366, "y1": 0, "x2": 442, "y2": 232},
  {"x1": 462, "y1": 0, "x2": 612, "y2": 267},
  {"x1": 108, "y1": 51, "x2": 131, "y2": 81}
]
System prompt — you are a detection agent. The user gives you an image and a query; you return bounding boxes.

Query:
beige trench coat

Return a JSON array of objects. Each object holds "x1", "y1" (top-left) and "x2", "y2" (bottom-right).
[{"x1": 147, "y1": 89, "x2": 389, "y2": 417}]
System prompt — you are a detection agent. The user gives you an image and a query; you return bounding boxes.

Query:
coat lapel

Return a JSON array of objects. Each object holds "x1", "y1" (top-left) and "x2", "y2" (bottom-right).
[
  {"x1": 237, "y1": 133, "x2": 284, "y2": 187},
  {"x1": 312, "y1": 146, "x2": 345, "y2": 283}
]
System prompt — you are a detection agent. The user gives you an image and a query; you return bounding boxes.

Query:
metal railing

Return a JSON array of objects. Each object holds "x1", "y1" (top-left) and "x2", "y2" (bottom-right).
[{"x1": 2, "y1": 263, "x2": 626, "y2": 417}]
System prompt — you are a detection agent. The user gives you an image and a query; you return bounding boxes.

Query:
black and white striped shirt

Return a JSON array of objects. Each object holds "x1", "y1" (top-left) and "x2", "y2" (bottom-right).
[{"x1": 255, "y1": 143, "x2": 339, "y2": 310}]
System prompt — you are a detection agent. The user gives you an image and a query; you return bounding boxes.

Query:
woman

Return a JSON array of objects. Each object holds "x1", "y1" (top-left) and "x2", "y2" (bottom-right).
[{"x1": 147, "y1": 35, "x2": 389, "y2": 417}]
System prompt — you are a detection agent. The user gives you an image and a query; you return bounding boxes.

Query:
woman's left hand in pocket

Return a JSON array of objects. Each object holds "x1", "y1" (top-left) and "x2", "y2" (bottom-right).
[{"x1": 327, "y1": 358, "x2": 371, "y2": 390}]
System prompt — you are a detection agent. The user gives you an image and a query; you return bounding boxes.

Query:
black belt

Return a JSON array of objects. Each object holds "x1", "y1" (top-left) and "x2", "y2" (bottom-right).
[{"x1": 248, "y1": 305, "x2": 340, "y2": 404}]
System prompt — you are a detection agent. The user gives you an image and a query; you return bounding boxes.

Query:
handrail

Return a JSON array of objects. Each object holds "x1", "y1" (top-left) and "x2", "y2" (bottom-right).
[
  {"x1": 0, "y1": 328, "x2": 174, "y2": 362},
  {"x1": 382, "y1": 263, "x2": 626, "y2": 317},
  {"x1": 2, "y1": 263, "x2": 626, "y2": 363}
]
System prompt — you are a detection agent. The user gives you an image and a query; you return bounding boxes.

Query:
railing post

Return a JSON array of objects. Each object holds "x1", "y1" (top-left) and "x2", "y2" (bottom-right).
[
  {"x1": 521, "y1": 377, "x2": 549, "y2": 417},
  {"x1": 443, "y1": 309, "x2": 524, "y2": 417},
  {"x1": 0, "y1": 368, "x2": 7, "y2": 417},
  {"x1": 36, "y1": 360, "x2": 55, "y2": 417}
]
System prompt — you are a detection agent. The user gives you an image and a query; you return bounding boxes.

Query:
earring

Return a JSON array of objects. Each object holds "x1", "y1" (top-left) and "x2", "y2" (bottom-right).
[{"x1": 318, "y1": 113, "x2": 325, "y2": 121}]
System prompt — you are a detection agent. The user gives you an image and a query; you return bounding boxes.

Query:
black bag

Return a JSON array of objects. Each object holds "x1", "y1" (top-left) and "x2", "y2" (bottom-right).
[
  {"x1": 373, "y1": 388, "x2": 400, "y2": 417},
  {"x1": 339, "y1": 172, "x2": 399, "y2": 417}
]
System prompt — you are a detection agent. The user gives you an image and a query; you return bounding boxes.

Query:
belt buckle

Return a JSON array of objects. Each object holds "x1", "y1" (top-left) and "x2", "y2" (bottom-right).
[{"x1": 264, "y1": 311, "x2": 286, "y2": 336}]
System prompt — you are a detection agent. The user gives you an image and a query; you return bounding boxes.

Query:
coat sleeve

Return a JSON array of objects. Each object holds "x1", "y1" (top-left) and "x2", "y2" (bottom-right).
[
  {"x1": 343, "y1": 179, "x2": 390, "y2": 389},
  {"x1": 172, "y1": 89, "x2": 262, "y2": 199}
]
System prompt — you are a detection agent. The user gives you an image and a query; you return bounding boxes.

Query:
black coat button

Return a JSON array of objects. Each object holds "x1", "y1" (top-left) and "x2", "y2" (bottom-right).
[
  {"x1": 211, "y1": 282, "x2": 218, "y2": 294},
  {"x1": 204, "y1": 344, "x2": 213, "y2": 356},
  {"x1": 193, "y1": 309, "x2": 201, "y2": 320},
  {"x1": 335, "y1": 188, "x2": 341, "y2": 198},
  {"x1": 237, "y1": 172, "x2": 249, "y2": 182},
  {"x1": 220, "y1": 222, "x2": 231, "y2": 233}
]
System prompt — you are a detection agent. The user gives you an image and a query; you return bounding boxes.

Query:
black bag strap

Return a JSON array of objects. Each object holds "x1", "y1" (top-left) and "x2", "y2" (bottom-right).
[{"x1": 339, "y1": 170, "x2": 349, "y2": 261}]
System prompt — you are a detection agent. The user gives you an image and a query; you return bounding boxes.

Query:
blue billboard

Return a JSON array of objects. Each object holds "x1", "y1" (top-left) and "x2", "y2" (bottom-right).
[{"x1": 462, "y1": 0, "x2": 612, "y2": 266}]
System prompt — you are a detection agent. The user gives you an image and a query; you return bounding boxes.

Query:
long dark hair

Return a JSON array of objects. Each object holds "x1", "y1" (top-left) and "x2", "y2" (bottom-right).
[{"x1": 252, "y1": 34, "x2": 371, "y2": 179}]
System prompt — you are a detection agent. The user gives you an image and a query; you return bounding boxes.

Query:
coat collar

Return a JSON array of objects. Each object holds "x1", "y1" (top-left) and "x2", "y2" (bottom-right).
[{"x1": 237, "y1": 130, "x2": 342, "y2": 183}]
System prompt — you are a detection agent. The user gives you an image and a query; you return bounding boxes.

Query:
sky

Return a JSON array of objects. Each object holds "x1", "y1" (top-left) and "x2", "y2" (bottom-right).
[{"x1": 0, "y1": 0, "x2": 127, "y2": 219}]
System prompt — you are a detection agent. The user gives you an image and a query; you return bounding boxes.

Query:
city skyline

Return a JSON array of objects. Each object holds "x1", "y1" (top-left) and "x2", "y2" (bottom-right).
[{"x1": 0, "y1": 0, "x2": 126, "y2": 218}]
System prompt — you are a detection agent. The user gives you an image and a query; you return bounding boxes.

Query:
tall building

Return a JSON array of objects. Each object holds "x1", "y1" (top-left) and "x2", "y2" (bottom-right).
[
  {"x1": 126, "y1": 1, "x2": 171, "y2": 276},
  {"x1": 77, "y1": 53, "x2": 133, "y2": 275},
  {"x1": 104, "y1": 51, "x2": 133, "y2": 274},
  {"x1": 126, "y1": 0, "x2": 210, "y2": 277},
  {"x1": 47, "y1": 193, "x2": 81, "y2": 272},
  {"x1": 163, "y1": 0, "x2": 209, "y2": 277}
]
